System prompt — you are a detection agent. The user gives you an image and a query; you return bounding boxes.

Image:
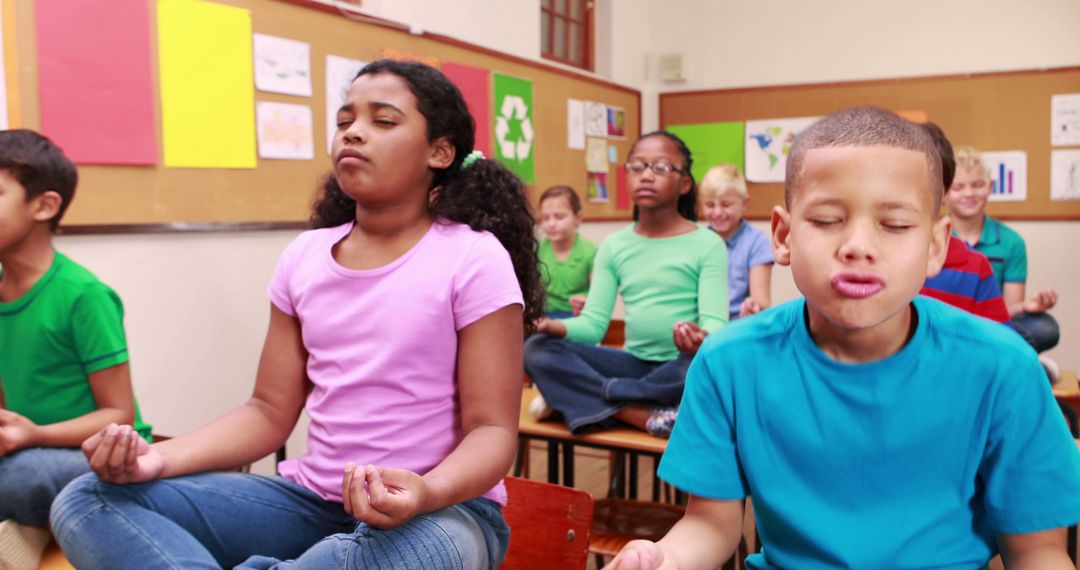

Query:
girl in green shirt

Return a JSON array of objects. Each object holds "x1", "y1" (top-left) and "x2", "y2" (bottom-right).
[
  {"x1": 537, "y1": 185, "x2": 597, "y2": 318},
  {"x1": 525, "y1": 132, "x2": 728, "y2": 436}
]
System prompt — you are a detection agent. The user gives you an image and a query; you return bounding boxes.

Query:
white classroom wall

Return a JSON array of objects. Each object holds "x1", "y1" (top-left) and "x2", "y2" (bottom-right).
[{"x1": 54, "y1": 0, "x2": 1080, "y2": 474}]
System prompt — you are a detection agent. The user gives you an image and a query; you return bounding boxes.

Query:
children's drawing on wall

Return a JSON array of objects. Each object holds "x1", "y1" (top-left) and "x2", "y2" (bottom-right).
[
  {"x1": 1051, "y1": 149, "x2": 1080, "y2": 201},
  {"x1": 1051, "y1": 93, "x2": 1080, "y2": 146},
  {"x1": 253, "y1": 34, "x2": 312, "y2": 97},
  {"x1": 586, "y1": 172, "x2": 608, "y2": 202},
  {"x1": 324, "y1": 54, "x2": 366, "y2": 153},
  {"x1": 585, "y1": 137, "x2": 608, "y2": 173},
  {"x1": 744, "y1": 116, "x2": 819, "y2": 183},
  {"x1": 586, "y1": 101, "x2": 607, "y2": 137},
  {"x1": 607, "y1": 105, "x2": 626, "y2": 139},
  {"x1": 256, "y1": 102, "x2": 314, "y2": 160},
  {"x1": 981, "y1": 150, "x2": 1028, "y2": 202},
  {"x1": 567, "y1": 98, "x2": 586, "y2": 149}
]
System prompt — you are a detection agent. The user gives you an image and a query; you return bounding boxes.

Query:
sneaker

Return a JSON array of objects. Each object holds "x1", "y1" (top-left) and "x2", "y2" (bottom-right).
[
  {"x1": 0, "y1": 520, "x2": 51, "y2": 570},
  {"x1": 528, "y1": 394, "x2": 556, "y2": 420},
  {"x1": 1040, "y1": 355, "x2": 1061, "y2": 385},
  {"x1": 645, "y1": 406, "x2": 679, "y2": 438}
]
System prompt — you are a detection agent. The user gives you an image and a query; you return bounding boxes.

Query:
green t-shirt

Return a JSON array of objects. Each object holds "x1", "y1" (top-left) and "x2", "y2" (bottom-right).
[
  {"x1": 0, "y1": 252, "x2": 151, "y2": 439},
  {"x1": 538, "y1": 235, "x2": 598, "y2": 314},
  {"x1": 964, "y1": 215, "x2": 1027, "y2": 291},
  {"x1": 561, "y1": 224, "x2": 729, "y2": 362}
]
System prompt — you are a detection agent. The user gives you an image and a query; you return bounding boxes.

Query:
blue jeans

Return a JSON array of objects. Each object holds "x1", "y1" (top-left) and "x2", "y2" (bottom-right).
[
  {"x1": 524, "y1": 334, "x2": 692, "y2": 433},
  {"x1": 50, "y1": 472, "x2": 509, "y2": 570},
  {"x1": 0, "y1": 447, "x2": 89, "y2": 526},
  {"x1": 1007, "y1": 312, "x2": 1060, "y2": 353},
  {"x1": 238, "y1": 497, "x2": 509, "y2": 570}
]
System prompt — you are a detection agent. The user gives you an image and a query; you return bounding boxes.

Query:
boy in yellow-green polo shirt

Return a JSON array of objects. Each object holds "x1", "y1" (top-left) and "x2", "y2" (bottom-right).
[{"x1": 0, "y1": 130, "x2": 151, "y2": 569}]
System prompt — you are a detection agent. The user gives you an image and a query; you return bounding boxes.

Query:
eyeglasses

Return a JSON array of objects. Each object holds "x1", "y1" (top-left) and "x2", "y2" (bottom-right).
[{"x1": 624, "y1": 160, "x2": 685, "y2": 176}]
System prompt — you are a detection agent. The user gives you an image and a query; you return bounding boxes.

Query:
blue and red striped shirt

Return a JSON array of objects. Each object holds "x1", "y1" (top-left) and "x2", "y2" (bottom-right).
[{"x1": 920, "y1": 236, "x2": 1009, "y2": 323}]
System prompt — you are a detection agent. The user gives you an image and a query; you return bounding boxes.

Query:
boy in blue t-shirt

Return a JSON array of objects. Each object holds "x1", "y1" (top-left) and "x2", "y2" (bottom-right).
[{"x1": 604, "y1": 108, "x2": 1080, "y2": 570}]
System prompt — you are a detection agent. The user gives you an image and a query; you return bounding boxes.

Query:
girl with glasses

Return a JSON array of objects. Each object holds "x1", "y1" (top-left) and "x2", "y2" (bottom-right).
[{"x1": 525, "y1": 131, "x2": 728, "y2": 437}]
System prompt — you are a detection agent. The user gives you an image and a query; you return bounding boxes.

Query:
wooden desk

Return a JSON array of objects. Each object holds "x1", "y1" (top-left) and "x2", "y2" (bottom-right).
[
  {"x1": 1053, "y1": 370, "x2": 1080, "y2": 433},
  {"x1": 1053, "y1": 370, "x2": 1079, "y2": 406},
  {"x1": 517, "y1": 386, "x2": 668, "y2": 497}
]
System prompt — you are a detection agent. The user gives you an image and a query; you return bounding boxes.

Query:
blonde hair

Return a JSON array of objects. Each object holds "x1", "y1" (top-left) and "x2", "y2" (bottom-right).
[
  {"x1": 953, "y1": 146, "x2": 988, "y2": 180},
  {"x1": 699, "y1": 164, "x2": 748, "y2": 199}
]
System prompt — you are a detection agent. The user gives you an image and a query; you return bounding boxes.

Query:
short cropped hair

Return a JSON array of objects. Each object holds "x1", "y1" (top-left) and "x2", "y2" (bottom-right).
[
  {"x1": 699, "y1": 164, "x2": 747, "y2": 200},
  {"x1": 921, "y1": 122, "x2": 956, "y2": 190},
  {"x1": 953, "y1": 146, "x2": 987, "y2": 181},
  {"x1": 539, "y1": 185, "x2": 582, "y2": 214},
  {"x1": 785, "y1": 107, "x2": 943, "y2": 211},
  {"x1": 0, "y1": 129, "x2": 77, "y2": 231}
]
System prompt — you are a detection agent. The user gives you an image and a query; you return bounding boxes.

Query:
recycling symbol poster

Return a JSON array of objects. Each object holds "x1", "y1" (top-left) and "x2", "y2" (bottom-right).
[{"x1": 493, "y1": 73, "x2": 535, "y2": 184}]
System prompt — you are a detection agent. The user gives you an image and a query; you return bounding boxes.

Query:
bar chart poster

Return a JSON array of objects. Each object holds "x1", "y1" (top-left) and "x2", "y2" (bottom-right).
[{"x1": 982, "y1": 150, "x2": 1027, "y2": 202}]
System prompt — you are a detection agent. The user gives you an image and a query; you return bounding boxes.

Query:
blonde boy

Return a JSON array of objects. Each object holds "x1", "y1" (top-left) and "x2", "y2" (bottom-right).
[
  {"x1": 948, "y1": 146, "x2": 1060, "y2": 355},
  {"x1": 606, "y1": 108, "x2": 1080, "y2": 569},
  {"x1": 698, "y1": 165, "x2": 773, "y2": 320}
]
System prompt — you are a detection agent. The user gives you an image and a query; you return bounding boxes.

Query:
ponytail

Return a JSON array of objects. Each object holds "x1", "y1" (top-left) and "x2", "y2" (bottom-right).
[{"x1": 432, "y1": 158, "x2": 545, "y2": 331}]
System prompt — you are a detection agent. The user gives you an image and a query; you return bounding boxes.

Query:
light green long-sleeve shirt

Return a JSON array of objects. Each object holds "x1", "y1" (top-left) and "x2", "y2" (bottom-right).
[{"x1": 561, "y1": 224, "x2": 728, "y2": 361}]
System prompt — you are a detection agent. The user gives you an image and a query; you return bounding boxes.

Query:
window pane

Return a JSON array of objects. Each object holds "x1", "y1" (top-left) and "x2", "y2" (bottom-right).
[
  {"x1": 570, "y1": 0, "x2": 582, "y2": 19},
  {"x1": 554, "y1": 17, "x2": 566, "y2": 58},
  {"x1": 541, "y1": 13, "x2": 551, "y2": 54},
  {"x1": 542, "y1": 0, "x2": 551, "y2": 7},
  {"x1": 554, "y1": 0, "x2": 566, "y2": 15},
  {"x1": 569, "y1": 22, "x2": 581, "y2": 64}
]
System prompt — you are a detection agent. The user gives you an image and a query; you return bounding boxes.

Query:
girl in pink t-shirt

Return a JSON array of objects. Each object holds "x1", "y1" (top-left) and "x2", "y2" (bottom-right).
[{"x1": 51, "y1": 60, "x2": 544, "y2": 570}]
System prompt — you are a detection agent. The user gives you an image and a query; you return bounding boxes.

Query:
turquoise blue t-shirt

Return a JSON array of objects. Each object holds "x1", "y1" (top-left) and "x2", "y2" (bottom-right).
[
  {"x1": 963, "y1": 215, "x2": 1027, "y2": 291},
  {"x1": 661, "y1": 296, "x2": 1080, "y2": 569}
]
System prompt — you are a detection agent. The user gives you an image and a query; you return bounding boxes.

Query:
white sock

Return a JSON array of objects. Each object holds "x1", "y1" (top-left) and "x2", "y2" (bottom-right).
[{"x1": 0, "y1": 519, "x2": 51, "y2": 570}]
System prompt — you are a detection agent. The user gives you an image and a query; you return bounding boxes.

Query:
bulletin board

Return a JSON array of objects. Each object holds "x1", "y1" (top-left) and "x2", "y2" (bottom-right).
[
  {"x1": 4, "y1": 0, "x2": 640, "y2": 231},
  {"x1": 661, "y1": 67, "x2": 1080, "y2": 220}
]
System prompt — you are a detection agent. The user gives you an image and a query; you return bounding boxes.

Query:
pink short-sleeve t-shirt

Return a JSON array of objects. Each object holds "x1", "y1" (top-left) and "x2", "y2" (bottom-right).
[{"x1": 268, "y1": 221, "x2": 523, "y2": 505}]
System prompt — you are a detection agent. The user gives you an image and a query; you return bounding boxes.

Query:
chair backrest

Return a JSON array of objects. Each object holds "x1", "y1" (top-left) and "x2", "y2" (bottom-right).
[
  {"x1": 601, "y1": 319, "x2": 625, "y2": 347},
  {"x1": 501, "y1": 477, "x2": 595, "y2": 570}
]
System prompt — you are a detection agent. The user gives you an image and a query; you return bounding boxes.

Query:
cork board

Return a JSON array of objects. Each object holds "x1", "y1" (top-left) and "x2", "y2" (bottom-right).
[
  {"x1": 6, "y1": 0, "x2": 640, "y2": 229},
  {"x1": 661, "y1": 67, "x2": 1080, "y2": 220}
]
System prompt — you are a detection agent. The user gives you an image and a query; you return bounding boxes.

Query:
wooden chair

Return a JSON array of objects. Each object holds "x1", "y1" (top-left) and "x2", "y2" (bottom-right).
[
  {"x1": 588, "y1": 497, "x2": 748, "y2": 570},
  {"x1": 501, "y1": 477, "x2": 594, "y2": 570}
]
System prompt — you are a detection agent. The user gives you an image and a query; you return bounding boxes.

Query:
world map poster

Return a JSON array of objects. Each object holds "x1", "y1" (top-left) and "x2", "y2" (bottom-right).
[{"x1": 744, "y1": 116, "x2": 819, "y2": 183}]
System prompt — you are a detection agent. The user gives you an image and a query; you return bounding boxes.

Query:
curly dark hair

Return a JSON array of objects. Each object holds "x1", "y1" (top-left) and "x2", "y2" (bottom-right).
[
  {"x1": 629, "y1": 130, "x2": 697, "y2": 222},
  {"x1": 310, "y1": 59, "x2": 544, "y2": 330}
]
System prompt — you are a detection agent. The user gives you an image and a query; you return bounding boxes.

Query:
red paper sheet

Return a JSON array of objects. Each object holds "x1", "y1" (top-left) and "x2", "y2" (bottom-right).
[
  {"x1": 616, "y1": 165, "x2": 630, "y2": 210},
  {"x1": 35, "y1": 0, "x2": 157, "y2": 164},
  {"x1": 441, "y1": 61, "x2": 490, "y2": 157}
]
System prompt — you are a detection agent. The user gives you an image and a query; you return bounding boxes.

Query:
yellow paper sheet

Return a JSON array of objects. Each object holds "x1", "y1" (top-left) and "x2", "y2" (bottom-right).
[
  {"x1": 1, "y1": 0, "x2": 20, "y2": 128},
  {"x1": 158, "y1": 0, "x2": 255, "y2": 168}
]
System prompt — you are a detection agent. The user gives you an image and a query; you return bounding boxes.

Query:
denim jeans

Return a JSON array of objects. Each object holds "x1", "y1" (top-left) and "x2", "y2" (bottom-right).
[
  {"x1": 524, "y1": 334, "x2": 692, "y2": 433},
  {"x1": 0, "y1": 447, "x2": 89, "y2": 526},
  {"x1": 51, "y1": 471, "x2": 509, "y2": 570},
  {"x1": 1007, "y1": 312, "x2": 1060, "y2": 353},
  {"x1": 238, "y1": 497, "x2": 509, "y2": 570}
]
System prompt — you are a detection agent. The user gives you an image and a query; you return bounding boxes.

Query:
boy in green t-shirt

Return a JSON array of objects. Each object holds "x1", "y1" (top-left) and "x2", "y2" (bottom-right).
[{"x1": 0, "y1": 130, "x2": 151, "y2": 568}]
